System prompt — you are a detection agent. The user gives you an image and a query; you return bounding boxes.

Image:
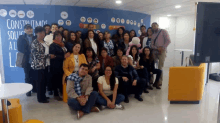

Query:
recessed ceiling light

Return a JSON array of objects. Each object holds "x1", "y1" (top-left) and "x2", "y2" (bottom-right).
[
  {"x1": 116, "y1": 0, "x2": 122, "y2": 4},
  {"x1": 167, "y1": 14, "x2": 171, "y2": 17},
  {"x1": 175, "y1": 5, "x2": 181, "y2": 9}
]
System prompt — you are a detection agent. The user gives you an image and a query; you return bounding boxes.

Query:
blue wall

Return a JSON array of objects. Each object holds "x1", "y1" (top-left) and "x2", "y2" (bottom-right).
[{"x1": 0, "y1": 5, "x2": 151, "y2": 83}]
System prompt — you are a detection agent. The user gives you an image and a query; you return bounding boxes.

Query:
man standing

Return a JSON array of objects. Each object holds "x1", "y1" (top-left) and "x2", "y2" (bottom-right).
[
  {"x1": 151, "y1": 22, "x2": 171, "y2": 87},
  {"x1": 67, "y1": 64, "x2": 100, "y2": 119},
  {"x1": 115, "y1": 55, "x2": 146, "y2": 103},
  {"x1": 17, "y1": 24, "x2": 36, "y2": 96},
  {"x1": 44, "y1": 23, "x2": 59, "y2": 46},
  {"x1": 139, "y1": 25, "x2": 148, "y2": 48}
]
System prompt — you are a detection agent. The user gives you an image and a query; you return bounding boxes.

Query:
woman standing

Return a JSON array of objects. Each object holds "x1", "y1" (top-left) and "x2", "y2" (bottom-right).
[
  {"x1": 98, "y1": 32, "x2": 104, "y2": 42},
  {"x1": 139, "y1": 47, "x2": 162, "y2": 89},
  {"x1": 65, "y1": 31, "x2": 81, "y2": 52},
  {"x1": 129, "y1": 30, "x2": 137, "y2": 41},
  {"x1": 100, "y1": 31, "x2": 116, "y2": 57},
  {"x1": 118, "y1": 31, "x2": 130, "y2": 53},
  {"x1": 128, "y1": 45, "x2": 151, "y2": 93},
  {"x1": 117, "y1": 27, "x2": 125, "y2": 43},
  {"x1": 31, "y1": 26, "x2": 52, "y2": 103},
  {"x1": 85, "y1": 47, "x2": 100, "y2": 91},
  {"x1": 142, "y1": 27, "x2": 153, "y2": 48},
  {"x1": 84, "y1": 30, "x2": 99, "y2": 56},
  {"x1": 50, "y1": 31, "x2": 70, "y2": 101},
  {"x1": 96, "y1": 66, "x2": 125, "y2": 110}
]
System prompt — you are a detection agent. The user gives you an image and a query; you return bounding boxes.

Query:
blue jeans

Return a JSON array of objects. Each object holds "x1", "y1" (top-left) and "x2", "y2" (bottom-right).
[
  {"x1": 96, "y1": 94, "x2": 125, "y2": 106},
  {"x1": 68, "y1": 91, "x2": 98, "y2": 113}
]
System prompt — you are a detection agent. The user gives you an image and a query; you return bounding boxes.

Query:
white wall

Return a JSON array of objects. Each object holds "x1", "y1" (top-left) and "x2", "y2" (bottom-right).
[
  {"x1": 151, "y1": 15, "x2": 176, "y2": 67},
  {"x1": 174, "y1": 15, "x2": 195, "y2": 66}
]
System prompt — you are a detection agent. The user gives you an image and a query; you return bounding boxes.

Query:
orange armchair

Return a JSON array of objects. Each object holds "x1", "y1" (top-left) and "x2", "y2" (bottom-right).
[{"x1": 168, "y1": 63, "x2": 206, "y2": 104}]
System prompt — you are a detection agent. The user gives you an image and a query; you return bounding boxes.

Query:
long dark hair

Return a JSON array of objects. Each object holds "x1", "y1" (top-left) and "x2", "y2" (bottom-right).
[
  {"x1": 104, "y1": 66, "x2": 116, "y2": 90},
  {"x1": 85, "y1": 47, "x2": 97, "y2": 60},
  {"x1": 117, "y1": 27, "x2": 125, "y2": 38},
  {"x1": 142, "y1": 46, "x2": 154, "y2": 63},
  {"x1": 129, "y1": 45, "x2": 139, "y2": 62},
  {"x1": 146, "y1": 27, "x2": 153, "y2": 37},
  {"x1": 62, "y1": 29, "x2": 69, "y2": 41},
  {"x1": 129, "y1": 30, "x2": 137, "y2": 37},
  {"x1": 71, "y1": 42, "x2": 82, "y2": 54},
  {"x1": 87, "y1": 30, "x2": 99, "y2": 44},
  {"x1": 68, "y1": 31, "x2": 80, "y2": 44}
]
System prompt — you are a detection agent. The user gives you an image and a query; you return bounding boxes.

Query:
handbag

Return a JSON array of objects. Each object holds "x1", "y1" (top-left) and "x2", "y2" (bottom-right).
[{"x1": 16, "y1": 52, "x2": 25, "y2": 68}]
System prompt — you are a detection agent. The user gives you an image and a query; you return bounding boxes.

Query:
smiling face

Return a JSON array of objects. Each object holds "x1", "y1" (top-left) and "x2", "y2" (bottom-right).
[
  {"x1": 98, "y1": 33, "x2": 103, "y2": 40},
  {"x1": 88, "y1": 31, "x2": 94, "y2": 39},
  {"x1": 51, "y1": 25, "x2": 58, "y2": 33},
  {"x1": 105, "y1": 66, "x2": 112, "y2": 77},
  {"x1": 24, "y1": 27, "x2": 33, "y2": 35},
  {"x1": 130, "y1": 31, "x2": 135, "y2": 38},
  {"x1": 121, "y1": 56, "x2": 128, "y2": 66},
  {"x1": 101, "y1": 50, "x2": 108, "y2": 58},
  {"x1": 36, "y1": 31, "x2": 45, "y2": 40},
  {"x1": 86, "y1": 50, "x2": 93, "y2": 58},
  {"x1": 123, "y1": 33, "x2": 129, "y2": 41},
  {"x1": 79, "y1": 66, "x2": 89, "y2": 77},
  {"x1": 71, "y1": 33, "x2": 76, "y2": 41},
  {"x1": 131, "y1": 47, "x2": 137, "y2": 55},
  {"x1": 55, "y1": 33, "x2": 62, "y2": 42},
  {"x1": 144, "y1": 48, "x2": 150, "y2": 56},
  {"x1": 72, "y1": 44, "x2": 81, "y2": 54},
  {"x1": 117, "y1": 49, "x2": 123, "y2": 57}
]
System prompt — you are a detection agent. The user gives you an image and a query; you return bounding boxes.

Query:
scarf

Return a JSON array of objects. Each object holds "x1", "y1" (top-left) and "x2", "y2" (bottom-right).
[{"x1": 53, "y1": 40, "x2": 64, "y2": 47}]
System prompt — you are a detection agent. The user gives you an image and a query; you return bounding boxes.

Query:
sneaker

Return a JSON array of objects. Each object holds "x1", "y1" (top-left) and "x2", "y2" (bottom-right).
[
  {"x1": 144, "y1": 89, "x2": 149, "y2": 93},
  {"x1": 91, "y1": 107, "x2": 100, "y2": 112},
  {"x1": 115, "y1": 104, "x2": 124, "y2": 110}
]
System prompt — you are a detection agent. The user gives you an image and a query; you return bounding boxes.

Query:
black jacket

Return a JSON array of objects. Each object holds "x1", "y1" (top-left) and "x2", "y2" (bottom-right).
[
  {"x1": 17, "y1": 33, "x2": 36, "y2": 65},
  {"x1": 139, "y1": 54, "x2": 155, "y2": 72},
  {"x1": 49, "y1": 43, "x2": 65, "y2": 74},
  {"x1": 114, "y1": 65, "x2": 139, "y2": 81}
]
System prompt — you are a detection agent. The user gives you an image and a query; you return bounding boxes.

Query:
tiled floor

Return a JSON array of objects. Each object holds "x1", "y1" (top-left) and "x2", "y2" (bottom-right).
[{"x1": 10, "y1": 67, "x2": 220, "y2": 123}]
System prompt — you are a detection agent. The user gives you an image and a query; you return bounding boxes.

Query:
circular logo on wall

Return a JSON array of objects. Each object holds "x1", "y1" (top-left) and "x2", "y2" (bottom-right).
[
  {"x1": 27, "y1": 10, "x2": 34, "y2": 18},
  {"x1": 116, "y1": 18, "x2": 120, "y2": 23},
  {"x1": 80, "y1": 17, "x2": 86, "y2": 22},
  {"x1": 9, "y1": 10, "x2": 17, "y2": 18},
  {"x1": 111, "y1": 17, "x2": 115, "y2": 23},
  {"x1": 141, "y1": 19, "x2": 143, "y2": 23},
  {"x1": 134, "y1": 21, "x2": 137, "y2": 26},
  {"x1": 101, "y1": 24, "x2": 106, "y2": 29},
  {"x1": 0, "y1": 9, "x2": 7, "y2": 17},
  {"x1": 126, "y1": 19, "x2": 130, "y2": 24},
  {"x1": 138, "y1": 23, "x2": 140, "y2": 27},
  {"x1": 66, "y1": 20, "x2": 71, "y2": 26},
  {"x1": 93, "y1": 18, "x2": 98, "y2": 24},
  {"x1": 18, "y1": 10, "x2": 25, "y2": 18},
  {"x1": 138, "y1": 30, "x2": 141, "y2": 35},
  {"x1": 58, "y1": 19, "x2": 64, "y2": 25},
  {"x1": 87, "y1": 17, "x2": 92, "y2": 23},
  {"x1": 121, "y1": 19, "x2": 125, "y2": 24},
  {"x1": 61, "y1": 11, "x2": 68, "y2": 19},
  {"x1": 96, "y1": 30, "x2": 100, "y2": 34},
  {"x1": 130, "y1": 20, "x2": 133, "y2": 25}
]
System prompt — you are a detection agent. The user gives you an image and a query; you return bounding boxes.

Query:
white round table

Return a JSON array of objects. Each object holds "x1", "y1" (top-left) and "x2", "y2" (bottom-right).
[
  {"x1": 0, "y1": 83, "x2": 32, "y2": 123},
  {"x1": 174, "y1": 49, "x2": 193, "y2": 66}
]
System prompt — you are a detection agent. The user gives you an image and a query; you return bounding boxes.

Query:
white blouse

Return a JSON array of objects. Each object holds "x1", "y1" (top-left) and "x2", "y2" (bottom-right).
[
  {"x1": 90, "y1": 38, "x2": 97, "y2": 54},
  {"x1": 74, "y1": 55, "x2": 79, "y2": 72},
  {"x1": 41, "y1": 42, "x2": 50, "y2": 66}
]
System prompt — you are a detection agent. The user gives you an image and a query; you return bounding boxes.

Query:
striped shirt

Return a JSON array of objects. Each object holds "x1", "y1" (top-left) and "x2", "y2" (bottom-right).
[{"x1": 151, "y1": 29, "x2": 171, "y2": 49}]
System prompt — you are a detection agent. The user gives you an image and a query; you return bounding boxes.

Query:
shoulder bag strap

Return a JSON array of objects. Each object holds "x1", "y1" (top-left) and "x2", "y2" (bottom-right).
[{"x1": 153, "y1": 29, "x2": 163, "y2": 45}]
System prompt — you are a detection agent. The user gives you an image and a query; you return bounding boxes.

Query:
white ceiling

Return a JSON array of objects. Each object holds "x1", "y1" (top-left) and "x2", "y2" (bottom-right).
[{"x1": 2, "y1": 0, "x2": 220, "y2": 17}]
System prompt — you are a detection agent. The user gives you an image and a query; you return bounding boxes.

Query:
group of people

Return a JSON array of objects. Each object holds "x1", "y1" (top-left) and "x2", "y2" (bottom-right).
[{"x1": 17, "y1": 22, "x2": 171, "y2": 119}]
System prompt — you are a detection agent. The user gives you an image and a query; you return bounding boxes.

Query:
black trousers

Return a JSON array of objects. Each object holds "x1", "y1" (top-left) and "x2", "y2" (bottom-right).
[
  {"x1": 51, "y1": 72, "x2": 63, "y2": 97},
  {"x1": 137, "y1": 68, "x2": 149, "y2": 85},
  {"x1": 92, "y1": 76, "x2": 99, "y2": 92},
  {"x1": 149, "y1": 69, "x2": 162, "y2": 84},
  {"x1": 46, "y1": 66, "x2": 52, "y2": 92},
  {"x1": 23, "y1": 63, "x2": 37, "y2": 92},
  {"x1": 32, "y1": 67, "x2": 49, "y2": 102},
  {"x1": 118, "y1": 78, "x2": 146, "y2": 98}
]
